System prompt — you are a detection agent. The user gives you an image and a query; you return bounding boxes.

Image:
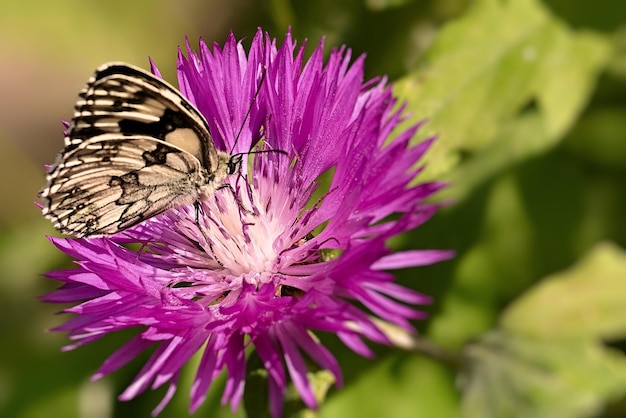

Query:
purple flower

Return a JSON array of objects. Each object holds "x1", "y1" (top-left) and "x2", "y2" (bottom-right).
[{"x1": 42, "y1": 29, "x2": 454, "y2": 417}]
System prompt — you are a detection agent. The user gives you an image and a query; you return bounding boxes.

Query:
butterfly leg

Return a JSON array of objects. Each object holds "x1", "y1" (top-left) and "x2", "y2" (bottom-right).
[
  {"x1": 216, "y1": 182, "x2": 253, "y2": 216},
  {"x1": 193, "y1": 200, "x2": 202, "y2": 225},
  {"x1": 204, "y1": 238, "x2": 225, "y2": 268}
]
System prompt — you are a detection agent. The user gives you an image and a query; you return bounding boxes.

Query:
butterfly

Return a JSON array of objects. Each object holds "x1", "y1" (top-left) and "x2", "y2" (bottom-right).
[{"x1": 40, "y1": 62, "x2": 243, "y2": 237}]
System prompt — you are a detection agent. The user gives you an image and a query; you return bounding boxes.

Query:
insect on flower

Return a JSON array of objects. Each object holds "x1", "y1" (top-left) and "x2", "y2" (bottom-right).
[
  {"x1": 41, "y1": 30, "x2": 454, "y2": 418},
  {"x1": 40, "y1": 62, "x2": 246, "y2": 237}
]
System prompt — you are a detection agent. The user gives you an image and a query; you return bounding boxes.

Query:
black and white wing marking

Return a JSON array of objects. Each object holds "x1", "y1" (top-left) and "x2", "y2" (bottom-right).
[
  {"x1": 43, "y1": 134, "x2": 212, "y2": 236},
  {"x1": 41, "y1": 62, "x2": 232, "y2": 237},
  {"x1": 66, "y1": 62, "x2": 221, "y2": 171}
]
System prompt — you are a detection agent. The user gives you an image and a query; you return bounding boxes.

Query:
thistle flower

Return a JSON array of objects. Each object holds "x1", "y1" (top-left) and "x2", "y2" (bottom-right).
[{"x1": 42, "y1": 29, "x2": 453, "y2": 417}]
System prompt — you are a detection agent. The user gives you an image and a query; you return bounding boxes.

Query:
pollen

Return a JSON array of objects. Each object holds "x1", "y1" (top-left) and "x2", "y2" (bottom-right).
[{"x1": 195, "y1": 175, "x2": 294, "y2": 278}]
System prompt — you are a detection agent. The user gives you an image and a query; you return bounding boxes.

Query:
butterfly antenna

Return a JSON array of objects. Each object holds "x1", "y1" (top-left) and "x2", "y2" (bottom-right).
[
  {"x1": 240, "y1": 149, "x2": 287, "y2": 157},
  {"x1": 230, "y1": 65, "x2": 268, "y2": 155}
]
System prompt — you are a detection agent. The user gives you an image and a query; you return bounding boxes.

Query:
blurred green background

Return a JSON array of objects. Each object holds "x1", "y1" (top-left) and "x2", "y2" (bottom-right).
[{"x1": 1, "y1": 1, "x2": 626, "y2": 417}]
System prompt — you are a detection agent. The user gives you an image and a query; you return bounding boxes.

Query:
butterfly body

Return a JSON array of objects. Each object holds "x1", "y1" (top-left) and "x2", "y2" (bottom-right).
[{"x1": 41, "y1": 63, "x2": 238, "y2": 237}]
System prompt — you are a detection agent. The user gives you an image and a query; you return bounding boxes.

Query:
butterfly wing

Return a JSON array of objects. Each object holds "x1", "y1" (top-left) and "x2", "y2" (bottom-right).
[
  {"x1": 42, "y1": 134, "x2": 210, "y2": 237},
  {"x1": 67, "y1": 62, "x2": 221, "y2": 173},
  {"x1": 40, "y1": 62, "x2": 234, "y2": 237}
]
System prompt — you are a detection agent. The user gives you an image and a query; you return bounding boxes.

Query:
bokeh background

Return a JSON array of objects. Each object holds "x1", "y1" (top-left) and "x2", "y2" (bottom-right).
[{"x1": 1, "y1": 1, "x2": 626, "y2": 417}]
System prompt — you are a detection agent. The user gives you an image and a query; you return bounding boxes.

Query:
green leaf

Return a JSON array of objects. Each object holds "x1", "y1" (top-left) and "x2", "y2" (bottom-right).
[
  {"x1": 502, "y1": 242, "x2": 626, "y2": 340},
  {"x1": 533, "y1": 29, "x2": 610, "y2": 138},
  {"x1": 365, "y1": 0, "x2": 416, "y2": 12},
  {"x1": 395, "y1": 0, "x2": 611, "y2": 189},
  {"x1": 244, "y1": 352, "x2": 272, "y2": 418},
  {"x1": 320, "y1": 355, "x2": 458, "y2": 418},
  {"x1": 564, "y1": 106, "x2": 626, "y2": 169},
  {"x1": 458, "y1": 243, "x2": 626, "y2": 418},
  {"x1": 459, "y1": 331, "x2": 626, "y2": 418},
  {"x1": 438, "y1": 111, "x2": 551, "y2": 201}
]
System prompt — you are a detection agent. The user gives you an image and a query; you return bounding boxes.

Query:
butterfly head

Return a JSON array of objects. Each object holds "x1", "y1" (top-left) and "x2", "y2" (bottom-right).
[
  {"x1": 228, "y1": 154, "x2": 243, "y2": 175},
  {"x1": 226, "y1": 150, "x2": 287, "y2": 176}
]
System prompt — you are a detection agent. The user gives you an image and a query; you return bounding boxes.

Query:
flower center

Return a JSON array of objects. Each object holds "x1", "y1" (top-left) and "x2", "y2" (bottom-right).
[
  {"x1": 196, "y1": 176, "x2": 290, "y2": 278},
  {"x1": 156, "y1": 164, "x2": 320, "y2": 303}
]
